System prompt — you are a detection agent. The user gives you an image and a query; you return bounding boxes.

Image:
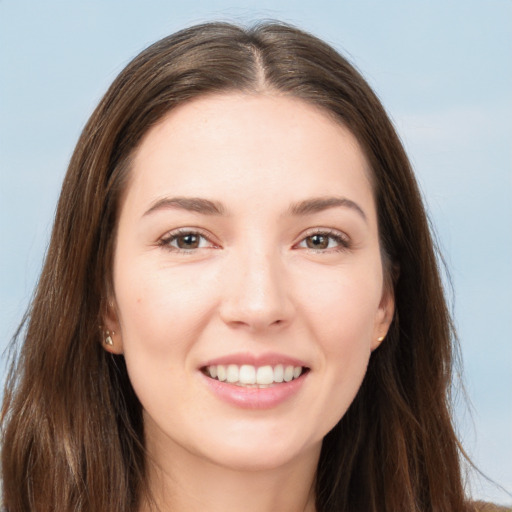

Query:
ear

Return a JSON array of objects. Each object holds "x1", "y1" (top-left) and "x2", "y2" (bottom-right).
[
  {"x1": 371, "y1": 282, "x2": 395, "y2": 351},
  {"x1": 101, "y1": 299, "x2": 124, "y2": 355}
]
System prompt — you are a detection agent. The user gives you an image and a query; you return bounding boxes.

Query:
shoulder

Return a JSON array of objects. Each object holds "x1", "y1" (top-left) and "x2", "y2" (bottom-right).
[{"x1": 471, "y1": 501, "x2": 512, "y2": 512}]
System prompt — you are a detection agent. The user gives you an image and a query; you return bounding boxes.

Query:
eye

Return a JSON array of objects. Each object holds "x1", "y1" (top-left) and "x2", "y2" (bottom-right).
[
  {"x1": 296, "y1": 230, "x2": 350, "y2": 252},
  {"x1": 159, "y1": 229, "x2": 216, "y2": 252}
]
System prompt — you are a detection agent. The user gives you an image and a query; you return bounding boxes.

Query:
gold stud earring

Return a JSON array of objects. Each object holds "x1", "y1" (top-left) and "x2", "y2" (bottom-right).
[
  {"x1": 377, "y1": 335, "x2": 385, "y2": 343},
  {"x1": 104, "y1": 330, "x2": 114, "y2": 346}
]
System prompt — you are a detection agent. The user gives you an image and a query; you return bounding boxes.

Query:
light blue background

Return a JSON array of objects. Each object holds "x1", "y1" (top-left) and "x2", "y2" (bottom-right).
[{"x1": 1, "y1": 0, "x2": 511, "y2": 505}]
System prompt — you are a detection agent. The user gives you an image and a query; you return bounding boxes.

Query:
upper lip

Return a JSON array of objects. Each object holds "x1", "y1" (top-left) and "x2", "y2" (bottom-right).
[{"x1": 200, "y1": 352, "x2": 309, "y2": 369}]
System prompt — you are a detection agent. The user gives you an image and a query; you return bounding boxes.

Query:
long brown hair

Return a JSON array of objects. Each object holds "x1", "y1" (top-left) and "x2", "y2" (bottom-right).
[{"x1": 2, "y1": 22, "x2": 470, "y2": 511}]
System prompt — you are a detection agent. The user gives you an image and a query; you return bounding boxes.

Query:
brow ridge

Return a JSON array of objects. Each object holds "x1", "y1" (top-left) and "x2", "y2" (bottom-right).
[
  {"x1": 144, "y1": 195, "x2": 366, "y2": 221},
  {"x1": 144, "y1": 196, "x2": 225, "y2": 216},
  {"x1": 289, "y1": 196, "x2": 367, "y2": 221}
]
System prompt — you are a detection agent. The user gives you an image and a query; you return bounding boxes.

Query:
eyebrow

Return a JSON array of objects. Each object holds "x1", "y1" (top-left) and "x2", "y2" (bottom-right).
[
  {"x1": 288, "y1": 196, "x2": 367, "y2": 222},
  {"x1": 143, "y1": 195, "x2": 366, "y2": 222},
  {"x1": 143, "y1": 196, "x2": 225, "y2": 217}
]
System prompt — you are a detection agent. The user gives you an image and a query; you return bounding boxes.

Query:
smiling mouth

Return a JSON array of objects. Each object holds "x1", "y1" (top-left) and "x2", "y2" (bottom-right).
[{"x1": 201, "y1": 364, "x2": 309, "y2": 388}]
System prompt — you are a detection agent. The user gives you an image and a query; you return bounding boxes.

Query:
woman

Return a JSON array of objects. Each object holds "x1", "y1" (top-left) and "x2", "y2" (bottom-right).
[{"x1": 0, "y1": 21, "x2": 501, "y2": 511}]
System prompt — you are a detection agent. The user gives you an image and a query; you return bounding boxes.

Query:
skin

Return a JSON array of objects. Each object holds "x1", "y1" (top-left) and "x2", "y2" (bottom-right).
[{"x1": 104, "y1": 92, "x2": 394, "y2": 512}]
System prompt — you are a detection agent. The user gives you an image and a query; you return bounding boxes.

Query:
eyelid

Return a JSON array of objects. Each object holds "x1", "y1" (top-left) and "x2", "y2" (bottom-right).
[
  {"x1": 158, "y1": 227, "x2": 220, "y2": 252},
  {"x1": 157, "y1": 226, "x2": 350, "y2": 253},
  {"x1": 293, "y1": 227, "x2": 351, "y2": 251}
]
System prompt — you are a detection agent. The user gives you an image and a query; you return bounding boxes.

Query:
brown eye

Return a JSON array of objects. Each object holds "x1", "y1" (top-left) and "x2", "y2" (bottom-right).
[
  {"x1": 297, "y1": 231, "x2": 349, "y2": 252},
  {"x1": 306, "y1": 234, "x2": 329, "y2": 249},
  {"x1": 176, "y1": 233, "x2": 200, "y2": 249},
  {"x1": 161, "y1": 230, "x2": 213, "y2": 251}
]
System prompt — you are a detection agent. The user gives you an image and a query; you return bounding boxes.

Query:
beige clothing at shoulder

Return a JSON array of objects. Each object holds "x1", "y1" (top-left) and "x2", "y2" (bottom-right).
[{"x1": 473, "y1": 501, "x2": 512, "y2": 512}]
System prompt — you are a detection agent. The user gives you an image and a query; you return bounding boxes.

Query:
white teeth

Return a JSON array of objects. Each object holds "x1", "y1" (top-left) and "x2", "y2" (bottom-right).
[
  {"x1": 283, "y1": 365, "x2": 294, "y2": 382},
  {"x1": 226, "y1": 364, "x2": 239, "y2": 383},
  {"x1": 217, "y1": 365, "x2": 227, "y2": 382},
  {"x1": 204, "y1": 363, "x2": 305, "y2": 386},
  {"x1": 274, "y1": 364, "x2": 284, "y2": 383},
  {"x1": 256, "y1": 365, "x2": 274, "y2": 385},
  {"x1": 239, "y1": 365, "x2": 256, "y2": 384}
]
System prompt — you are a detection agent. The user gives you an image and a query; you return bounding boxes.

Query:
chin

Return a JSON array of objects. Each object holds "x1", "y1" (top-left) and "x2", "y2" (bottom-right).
[
  {"x1": 205, "y1": 444, "x2": 318, "y2": 473},
  {"x1": 192, "y1": 428, "x2": 323, "y2": 473}
]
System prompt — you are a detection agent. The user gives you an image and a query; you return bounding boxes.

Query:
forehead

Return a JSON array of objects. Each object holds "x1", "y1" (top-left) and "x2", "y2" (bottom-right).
[{"x1": 124, "y1": 93, "x2": 375, "y2": 218}]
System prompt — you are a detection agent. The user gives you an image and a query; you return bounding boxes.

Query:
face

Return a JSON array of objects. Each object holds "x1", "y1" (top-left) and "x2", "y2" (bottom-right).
[{"x1": 106, "y1": 93, "x2": 394, "y2": 473}]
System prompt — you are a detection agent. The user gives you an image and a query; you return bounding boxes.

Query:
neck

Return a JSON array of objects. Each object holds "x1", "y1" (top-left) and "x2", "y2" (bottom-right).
[{"x1": 140, "y1": 433, "x2": 319, "y2": 512}]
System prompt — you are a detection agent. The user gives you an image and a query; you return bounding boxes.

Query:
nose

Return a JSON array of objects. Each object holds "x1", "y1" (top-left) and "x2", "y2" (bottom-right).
[{"x1": 219, "y1": 246, "x2": 294, "y2": 332}]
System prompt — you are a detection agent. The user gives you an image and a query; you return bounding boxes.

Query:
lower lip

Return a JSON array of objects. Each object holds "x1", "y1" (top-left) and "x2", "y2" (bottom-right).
[{"x1": 201, "y1": 372, "x2": 308, "y2": 409}]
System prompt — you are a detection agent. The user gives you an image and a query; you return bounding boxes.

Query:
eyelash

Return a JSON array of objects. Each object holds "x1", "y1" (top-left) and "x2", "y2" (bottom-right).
[
  {"x1": 158, "y1": 228, "x2": 216, "y2": 254},
  {"x1": 158, "y1": 228, "x2": 350, "y2": 254},
  {"x1": 295, "y1": 229, "x2": 351, "y2": 253}
]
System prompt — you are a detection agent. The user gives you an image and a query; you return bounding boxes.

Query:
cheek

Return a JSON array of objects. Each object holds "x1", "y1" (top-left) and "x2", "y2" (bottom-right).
[
  {"x1": 113, "y1": 259, "x2": 221, "y2": 357},
  {"x1": 293, "y1": 261, "x2": 382, "y2": 424},
  {"x1": 296, "y1": 260, "x2": 383, "y2": 346},
  {"x1": 112, "y1": 261, "x2": 220, "y2": 419}
]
